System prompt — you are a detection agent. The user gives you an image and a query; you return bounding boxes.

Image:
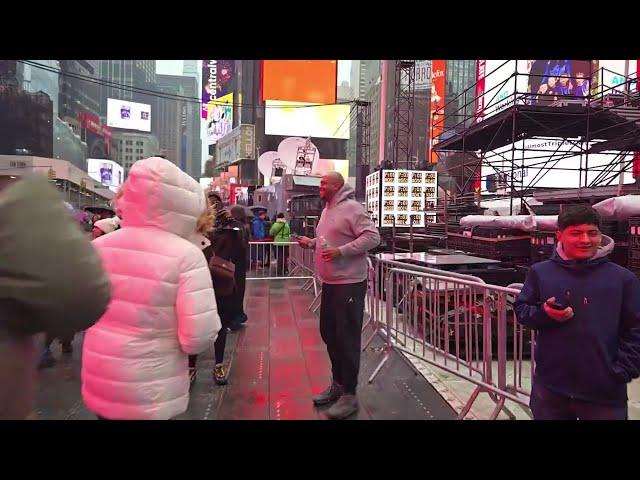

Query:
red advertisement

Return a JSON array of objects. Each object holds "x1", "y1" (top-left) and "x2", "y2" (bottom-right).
[
  {"x1": 475, "y1": 60, "x2": 486, "y2": 124},
  {"x1": 229, "y1": 184, "x2": 249, "y2": 205},
  {"x1": 429, "y1": 60, "x2": 446, "y2": 163},
  {"x1": 633, "y1": 152, "x2": 640, "y2": 179},
  {"x1": 79, "y1": 112, "x2": 112, "y2": 141}
]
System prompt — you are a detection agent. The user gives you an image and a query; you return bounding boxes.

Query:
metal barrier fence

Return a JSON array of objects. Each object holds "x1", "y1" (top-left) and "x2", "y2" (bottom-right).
[
  {"x1": 364, "y1": 257, "x2": 535, "y2": 420},
  {"x1": 247, "y1": 241, "x2": 320, "y2": 305}
]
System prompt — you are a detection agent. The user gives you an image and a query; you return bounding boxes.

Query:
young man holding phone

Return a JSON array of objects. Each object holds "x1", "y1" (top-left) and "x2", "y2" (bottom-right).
[{"x1": 515, "y1": 204, "x2": 640, "y2": 420}]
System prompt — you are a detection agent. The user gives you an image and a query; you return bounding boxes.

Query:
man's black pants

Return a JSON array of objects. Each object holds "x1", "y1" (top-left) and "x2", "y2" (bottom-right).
[
  {"x1": 530, "y1": 380, "x2": 628, "y2": 420},
  {"x1": 319, "y1": 280, "x2": 367, "y2": 395}
]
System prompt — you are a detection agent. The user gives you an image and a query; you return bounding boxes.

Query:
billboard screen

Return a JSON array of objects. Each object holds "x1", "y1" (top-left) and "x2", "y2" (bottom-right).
[
  {"x1": 598, "y1": 60, "x2": 637, "y2": 94},
  {"x1": 202, "y1": 60, "x2": 234, "y2": 119},
  {"x1": 264, "y1": 100, "x2": 350, "y2": 139},
  {"x1": 480, "y1": 138, "x2": 635, "y2": 193},
  {"x1": 476, "y1": 60, "x2": 596, "y2": 122},
  {"x1": 205, "y1": 92, "x2": 233, "y2": 145},
  {"x1": 429, "y1": 60, "x2": 446, "y2": 163},
  {"x1": 261, "y1": 60, "x2": 337, "y2": 104},
  {"x1": 106, "y1": 99, "x2": 151, "y2": 132},
  {"x1": 87, "y1": 159, "x2": 124, "y2": 193}
]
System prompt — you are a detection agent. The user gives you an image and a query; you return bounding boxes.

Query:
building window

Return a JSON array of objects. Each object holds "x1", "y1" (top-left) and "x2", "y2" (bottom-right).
[
  {"x1": 126, "y1": 155, "x2": 132, "y2": 161},
  {"x1": 126, "y1": 140, "x2": 132, "y2": 145}
]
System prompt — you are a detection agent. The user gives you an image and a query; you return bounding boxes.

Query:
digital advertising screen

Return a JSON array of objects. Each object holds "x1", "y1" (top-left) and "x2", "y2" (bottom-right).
[
  {"x1": 429, "y1": 60, "x2": 446, "y2": 163},
  {"x1": 87, "y1": 159, "x2": 124, "y2": 193},
  {"x1": 480, "y1": 138, "x2": 635, "y2": 194},
  {"x1": 264, "y1": 100, "x2": 350, "y2": 139},
  {"x1": 202, "y1": 59, "x2": 234, "y2": 120},
  {"x1": 476, "y1": 60, "x2": 596, "y2": 122},
  {"x1": 205, "y1": 92, "x2": 233, "y2": 145},
  {"x1": 106, "y1": 99, "x2": 151, "y2": 132},
  {"x1": 261, "y1": 60, "x2": 337, "y2": 104}
]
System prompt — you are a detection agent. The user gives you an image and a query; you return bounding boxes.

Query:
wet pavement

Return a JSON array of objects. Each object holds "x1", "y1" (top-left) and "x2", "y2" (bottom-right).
[{"x1": 34, "y1": 278, "x2": 456, "y2": 420}]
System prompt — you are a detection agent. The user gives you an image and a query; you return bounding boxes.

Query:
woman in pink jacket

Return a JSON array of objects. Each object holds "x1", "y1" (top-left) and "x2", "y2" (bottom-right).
[{"x1": 81, "y1": 157, "x2": 222, "y2": 420}]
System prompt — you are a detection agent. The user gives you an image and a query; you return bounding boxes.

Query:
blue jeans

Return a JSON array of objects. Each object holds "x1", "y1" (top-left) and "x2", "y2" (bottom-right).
[{"x1": 530, "y1": 381, "x2": 628, "y2": 420}]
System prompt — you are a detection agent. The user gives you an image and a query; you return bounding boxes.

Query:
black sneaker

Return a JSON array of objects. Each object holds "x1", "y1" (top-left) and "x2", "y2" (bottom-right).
[
  {"x1": 213, "y1": 364, "x2": 228, "y2": 385},
  {"x1": 312, "y1": 381, "x2": 344, "y2": 406},
  {"x1": 189, "y1": 368, "x2": 197, "y2": 388},
  {"x1": 325, "y1": 394, "x2": 359, "y2": 420}
]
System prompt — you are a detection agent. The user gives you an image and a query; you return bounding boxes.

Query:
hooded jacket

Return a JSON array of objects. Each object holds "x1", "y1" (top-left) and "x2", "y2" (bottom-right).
[
  {"x1": 270, "y1": 218, "x2": 291, "y2": 243},
  {"x1": 81, "y1": 157, "x2": 221, "y2": 420},
  {"x1": 515, "y1": 235, "x2": 640, "y2": 406},
  {"x1": 0, "y1": 176, "x2": 111, "y2": 419},
  {"x1": 252, "y1": 216, "x2": 266, "y2": 240},
  {"x1": 312, "y1": 183, "x2": 380, "y2": 284}
]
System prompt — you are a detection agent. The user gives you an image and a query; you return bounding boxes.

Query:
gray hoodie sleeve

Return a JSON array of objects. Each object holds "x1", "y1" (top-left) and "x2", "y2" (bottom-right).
[{"x1": 337, "y1": 205, "x2": 380, "y2": 257}]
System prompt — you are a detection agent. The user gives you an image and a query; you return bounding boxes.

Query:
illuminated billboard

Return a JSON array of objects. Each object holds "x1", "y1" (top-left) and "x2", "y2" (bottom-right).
[
  {"x1": 264, "y1": 100, "x2": 350, "y2": 139},
  {"x1": 87, "y1": 159, "x2": 124, "y2": 193},
  {"x1": 598, "y1": 60, "x2": 637, "y2": 94},
  {"x1": 205, "y1": 92, "x2": 233, "y2": 145},
  {"x1": 366, "y1": 170, "x2": 438, "y2": 228},
  {"x1": 480, "y1": 138, "x2": 635, "y2": 194},
  {"x1": 476, "y1": 60, "x2": 596, "y2": 122},
  {"x1": 429, "y1": 60, "x2": 446, "y2": 163},
  {"x1": 106, "y1": 99, "x2": 151, "y2": 132},
  {"x1": 202, "y1": 59, "x2": 234, "y2": 120},
  {"x1": 261, "y1": 60, "x2": 337, "y2": 104}
]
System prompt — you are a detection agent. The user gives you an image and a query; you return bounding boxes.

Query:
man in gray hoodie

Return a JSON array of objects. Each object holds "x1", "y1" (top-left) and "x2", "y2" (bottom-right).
[{"x1": 298, "y1": 172, "x2": 380, "y2": 419}]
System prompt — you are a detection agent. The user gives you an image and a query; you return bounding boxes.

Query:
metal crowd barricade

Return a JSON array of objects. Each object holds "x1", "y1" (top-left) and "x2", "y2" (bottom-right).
[
  {"x1": 366, "y1": 261, "x2": 536, "y2": 420},
  {"x1": 363, "y1": 256, "x2": 491, "y2": 354},
  {"x1": 248, "y1": 240, "x2": 319, "y2": 307}
]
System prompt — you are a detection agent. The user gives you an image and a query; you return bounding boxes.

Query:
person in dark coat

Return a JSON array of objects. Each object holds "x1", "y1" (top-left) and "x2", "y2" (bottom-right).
[
  {"x1": 189, "y1": 192, "x2": 246, "y2": 385},
  {"x1": 230, "y1": 205, "x2": 250, "y2": 325},
  {"x1": 515, "y1": 205, "x2": 640, "y2": 420},
  {"x1": 0, "y1": 176, "x2": 111, "y2": 419}
]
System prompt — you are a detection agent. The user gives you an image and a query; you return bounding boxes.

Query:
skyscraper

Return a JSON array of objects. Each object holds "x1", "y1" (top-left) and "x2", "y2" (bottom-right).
[
  {"x1": 350, "y1": 60, "x2": 381, "y2": 101},
  {"x1": 59, "y1": 60, "x2": 101, "y2": 119},
  {"x1": 445, "y1": 60, "x2": 476, "y2": 129},
  {"x1": 98, "y1": 60, "x2": 157, "y2": 120},
  {"x1": 154, "y1": 74, "x2": 201, "y2": 178},
  {"x1": 182, "y1": 60, "x2": 202, "y2": 176}
]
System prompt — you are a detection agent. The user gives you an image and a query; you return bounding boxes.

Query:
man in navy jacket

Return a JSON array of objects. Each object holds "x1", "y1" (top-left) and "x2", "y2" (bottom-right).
[{"x1": 515, "y1": 204, "x2": 640, "y2": 420}]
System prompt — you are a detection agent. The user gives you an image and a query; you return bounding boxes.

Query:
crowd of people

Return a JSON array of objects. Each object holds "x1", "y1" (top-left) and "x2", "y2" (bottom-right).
[
  {"x1": 0, "y1": 157, "x2": 258, "y2": 420},
  {"x1": 11, "y1": 155, "x2": 639, "y2": 422},
  {"x1": 1, "y1": 155, "x2": 343, "y2": 420}
]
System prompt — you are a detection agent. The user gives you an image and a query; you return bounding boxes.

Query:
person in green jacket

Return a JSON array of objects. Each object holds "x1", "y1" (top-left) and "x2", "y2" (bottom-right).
[{"x1": 270, "y1": 212, "x2": 291, "y2": 275}]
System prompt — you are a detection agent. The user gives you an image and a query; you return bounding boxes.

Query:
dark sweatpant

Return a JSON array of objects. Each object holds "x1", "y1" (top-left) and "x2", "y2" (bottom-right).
[
  {"x1": 530, "y1": 380, "x2": 628, "y2": 420},
  {"x1": 319, "y1": 280, "x2": 367, "y2": 395}
]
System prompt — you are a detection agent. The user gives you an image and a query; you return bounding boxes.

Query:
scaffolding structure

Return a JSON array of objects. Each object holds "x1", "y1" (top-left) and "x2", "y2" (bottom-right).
[
  {"x1": 431, "y1": 60, "x2": 640, "y2": 214},
  {"x1": 392, "y1": 60, "x2": 416, "y2": 170},
  {"x1": 353, "y1": 100, "x2": 371, "y2": 201}
]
